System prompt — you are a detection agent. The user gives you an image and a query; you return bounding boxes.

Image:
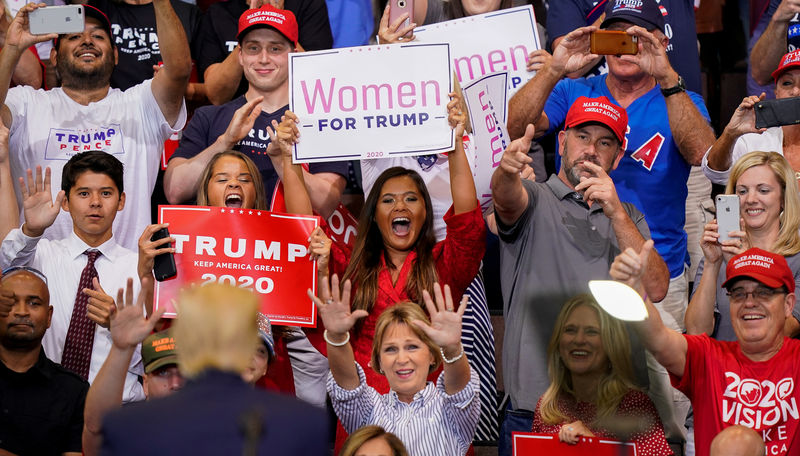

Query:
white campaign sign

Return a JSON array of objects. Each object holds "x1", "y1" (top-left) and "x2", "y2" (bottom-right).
[
  {"x1": 289, "y1": 43, "x2": 454, "y2": 163},
  {"x1": 462, "y1": 71, "x2": 509, "y2": 212},
  {"x1": 414, "y1": 5, "x2": 541, "y2": 97}
]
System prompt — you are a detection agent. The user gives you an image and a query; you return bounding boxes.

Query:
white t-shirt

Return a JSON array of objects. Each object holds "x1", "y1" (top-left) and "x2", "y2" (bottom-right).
[
  {"x1": 6, "y1": 80, "x2": 187, "y2": 251},
  {"x1": 701, "y1": 126, "x2": 783, "y2": 186}
]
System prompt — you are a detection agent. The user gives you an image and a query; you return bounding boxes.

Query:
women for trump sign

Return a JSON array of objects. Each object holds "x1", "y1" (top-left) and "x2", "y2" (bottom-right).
[
  {"x1": 154, "y1": 206, "x2": 320, "y2": 327},
  {"x1": 289, "y1": 43, "x2": 454, "y2": 163}
]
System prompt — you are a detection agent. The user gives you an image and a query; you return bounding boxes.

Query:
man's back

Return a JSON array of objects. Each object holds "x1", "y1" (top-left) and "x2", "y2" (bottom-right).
[{"x1": 101, "y1": 370, "x2": 329, "y2": 455}]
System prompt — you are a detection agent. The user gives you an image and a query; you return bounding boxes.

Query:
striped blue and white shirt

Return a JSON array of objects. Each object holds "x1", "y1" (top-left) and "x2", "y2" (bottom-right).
[{"x1": 328, "y1": 363, "x2": 480, "y2": 456}]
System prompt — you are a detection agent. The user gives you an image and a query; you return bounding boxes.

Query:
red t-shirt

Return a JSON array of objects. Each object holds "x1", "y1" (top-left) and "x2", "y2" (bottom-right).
[{"x1": 671, "y1": 334, "x2": 800, "y2": 456}]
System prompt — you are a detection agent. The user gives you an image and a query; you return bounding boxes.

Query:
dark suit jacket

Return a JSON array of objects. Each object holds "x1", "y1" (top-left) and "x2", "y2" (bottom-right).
[{"x1": 100, "y1": 369, "x2": 329, "y2": 455}]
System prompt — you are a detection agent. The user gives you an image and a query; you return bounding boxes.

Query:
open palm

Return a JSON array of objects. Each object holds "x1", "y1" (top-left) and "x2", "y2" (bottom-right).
[
  {"x1": 308, "y1": 274, "x2": 367, "y2": 335},
  {"x1": 413, "y1": 283, "x2": 467, "y2": 350}
]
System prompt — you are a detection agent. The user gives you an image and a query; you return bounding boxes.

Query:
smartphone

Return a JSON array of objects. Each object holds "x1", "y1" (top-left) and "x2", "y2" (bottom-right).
[
  {"x1": 716, "y1": 195, "x2": 740, "y2": 244},
  {"x1": 590, "y1": 30, "x2": 638, "y2": 55},
  {"x1": 754, "y1": 96, "x2": 800, "y2": 129},
  {"x1": 388, "y1": 0, "x2": 415, "y2": 38},
  {"x1": 150, "y1": 228, "x2": 177, "y2": 282},
  {"x1": 29, "y1": 5, "x2": 85, "y2": 35}
]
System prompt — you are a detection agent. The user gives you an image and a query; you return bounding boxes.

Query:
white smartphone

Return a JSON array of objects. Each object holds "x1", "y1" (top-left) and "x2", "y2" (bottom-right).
[
  {"x1": 716, "y1": 195, "x2": 740, "y2": 243},
  {"x1": 29, "y1": 5, "x2": 85, "y2": 35}
]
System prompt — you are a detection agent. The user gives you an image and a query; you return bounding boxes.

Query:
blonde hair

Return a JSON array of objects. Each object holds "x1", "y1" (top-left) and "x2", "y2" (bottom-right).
[
  {"x1": 370, "y1": 301, "x2": 442, "y2": 376},
  {"x1": 539, "y1": 294, "x2": 638, "y2": 425},
  {"x1": 196, "y1": 151, "x2": 268, "y2": 210},
  {"x1": 173, "y1": 283, "x2": 259, "y2": 378},
  {"x1": 339, "y1": 426, "x2": 409, "y2": 456},
  {"x1": 726, "y1": 151, "x2": 800, "y2": 256}
]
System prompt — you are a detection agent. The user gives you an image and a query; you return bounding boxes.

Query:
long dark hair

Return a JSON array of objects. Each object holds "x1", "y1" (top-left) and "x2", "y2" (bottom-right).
[{"x1": 342, "y1": 167, "x2": 438, "y2": 313}]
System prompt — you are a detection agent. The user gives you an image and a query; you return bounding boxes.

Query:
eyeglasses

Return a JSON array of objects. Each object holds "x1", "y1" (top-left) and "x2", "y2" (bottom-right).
[{"x1": 726, "y1": 287, "x2": 786, "y2": 303}]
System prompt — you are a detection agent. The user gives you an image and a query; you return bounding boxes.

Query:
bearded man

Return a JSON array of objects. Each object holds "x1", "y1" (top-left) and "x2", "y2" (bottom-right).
[{"x1": 0, "y1": 1, "x2": 191, "y2": 252}]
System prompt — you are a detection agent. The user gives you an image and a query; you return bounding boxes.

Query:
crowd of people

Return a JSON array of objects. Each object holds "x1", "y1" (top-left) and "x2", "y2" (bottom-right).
[{"x1": 1, "y1": 0, "x2": 800, "y2": 454}]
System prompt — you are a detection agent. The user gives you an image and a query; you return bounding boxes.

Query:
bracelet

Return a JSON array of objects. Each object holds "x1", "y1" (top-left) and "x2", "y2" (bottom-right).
[
  {"x1": 324, "y1": 330, "x2": 350, "y2": 347},
  {"x1": 440, "y1": 344, "x2": 464, "y2": 364}
]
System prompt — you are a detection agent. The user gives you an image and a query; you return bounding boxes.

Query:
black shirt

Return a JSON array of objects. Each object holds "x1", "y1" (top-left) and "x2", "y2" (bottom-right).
[
  {"x1": 89, "y1": 0, "x2": 202, "y2": 90},
  {"x1": 0, "y1": 349, "x2": 89, "y2": 455},
  {"x1": 194, "y1": 0, "x2": 333, "y2": 98}
]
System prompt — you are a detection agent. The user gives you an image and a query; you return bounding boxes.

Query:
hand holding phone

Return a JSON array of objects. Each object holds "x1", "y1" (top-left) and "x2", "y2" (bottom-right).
[
  {"x1": 380, "y1": 0, "x2": 416, "y2": 42},
  {"x1": 754, "y1": 96, "x2": 800, "y2": 129},
  {"x1": 150, "y1": 227, "x2": 177, "y2": 281},
  {"x1": 716, "y1": 195, "x2": 741, "y2": 244},
  {"x1": 590, "y1": 30, "x2": 638, "y2": 55}
]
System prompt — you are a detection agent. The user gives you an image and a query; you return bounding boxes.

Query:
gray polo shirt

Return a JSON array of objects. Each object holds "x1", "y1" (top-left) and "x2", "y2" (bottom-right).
[{"x1": 498, "y1": 175, "x2": 652, "y2": 411}]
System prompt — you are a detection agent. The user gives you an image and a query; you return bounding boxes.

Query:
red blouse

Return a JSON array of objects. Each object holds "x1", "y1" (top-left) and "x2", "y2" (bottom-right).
[
  {"x1": 531, "y1": 390, "x2": 673, "y2": 456},
  {"x1": 329, "y1": 205, "x2": 486, "y2": 393}
]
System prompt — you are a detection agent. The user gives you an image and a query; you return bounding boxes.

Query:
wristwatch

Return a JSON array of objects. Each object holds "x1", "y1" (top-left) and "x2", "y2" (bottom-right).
[{"x1": 660, "y1": 75, "x2": 686, "y2": 97}]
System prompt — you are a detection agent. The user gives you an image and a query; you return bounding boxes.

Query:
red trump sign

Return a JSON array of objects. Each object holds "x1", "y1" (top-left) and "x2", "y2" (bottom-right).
[
  {"x1": 154, "y1": 206, "x2": 320, "y2": 327},
  {"x1": 512, "y1": 433, "x2": 636, "y2": 456}
]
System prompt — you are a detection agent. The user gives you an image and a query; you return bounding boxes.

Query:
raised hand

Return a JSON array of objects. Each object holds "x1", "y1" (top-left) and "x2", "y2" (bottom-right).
[
  {"x1": 412, "y1": 283, "x2": 467, "y2": 353},
  {"x1": 137, "y1": 224, "x2": 175, "y2": 280},
  {"x1": 5, "y1": 4, "x2": 58, "y2": 51},
  {"x1": 0, "y1": 270, "x2": 12, "y2": 318},
  {"x1": 0, "y1": 123, "x2": 9, "y2": 165},
  {"x1": 617, "y1": 26, "x2": 672, "y2": 83},
  {"x1": 700, "y1": 219, "x2": 724, "y2": 265},
  {"x1": 724, "y1": 94, "x2": 767, "y2": 138},
  {"x1": 526, "y1": 49, "x2": 552, "y2": 73},
  {"x1": 266, "y1": 110, "x2": 300, "y2": 158},
  {"x1": 774, "y1": 0, "x2": 800, "y2": 22},
  {"x1": 19, "y1": 166, "x2": 65, "y2": 237},
  {"x1": 307, "y1": 274, "x2": 367, "y2": 338},
  {"x1": 378, "y1": 3, "x2": 416, "y2": 44},
  {"x1": 110, "y1": 277, "x2": 165, "y2": 350},
  {"x1": 558, "y1": 420, "x2": 595, "y2": 445},
  {"x1": 499, "y1": 124, "x2": 535, "y2": 175},
  {"x1": 610, "y1": 239, "x2": 654, "y2": 296},
  {"x1": 550, "y1": 26, "x2": 599, "y2": 76},
  {"x1": 219, "y1": 96, "x2": 264, "y2": 149},
  {"x1": 85, "y1": 278, "x2": 118, "y2": 328},
  {"x1": 307, "y1": 226, "x2": 331, "y2": 275},
  {"x1": 574, "y1": 161, "x2": 623, "y2": 220},
  {"x1": 446, "y1": 91, "x2": 466, "y2": 138}
]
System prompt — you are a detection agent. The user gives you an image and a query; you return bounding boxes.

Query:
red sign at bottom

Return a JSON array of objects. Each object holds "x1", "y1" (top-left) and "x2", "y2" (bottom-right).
[{"x1": 513, "y1": 432, "x2": 636, "y2": 456}]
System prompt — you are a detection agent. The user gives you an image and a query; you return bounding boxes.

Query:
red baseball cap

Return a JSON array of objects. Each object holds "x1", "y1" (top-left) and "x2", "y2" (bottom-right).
[
  {"x1": 722, "y1": 248, "x2": 795, "y2": 292},
  {"x1": 564, "y1": 96, "x2": 628, "y2": 143},
  {"x1": 772, "y1": 50, "x2": 800, "y2": 82},
  {"x1": 237, "y1": 4, "x2": 298, "y2": 46}
]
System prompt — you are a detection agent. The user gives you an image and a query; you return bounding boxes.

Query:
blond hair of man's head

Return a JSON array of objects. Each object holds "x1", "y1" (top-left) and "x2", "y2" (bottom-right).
[{"x1": 173, "y1": 283, "x2": 260, "y2": 378}]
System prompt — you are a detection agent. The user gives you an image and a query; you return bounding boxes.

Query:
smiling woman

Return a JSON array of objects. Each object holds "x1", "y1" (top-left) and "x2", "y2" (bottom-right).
[
  {"x1": 532, "y1": 294, "x2": 671, "y2": 456},
  {"x1": 686, "y1": 151, "x2": 800, "y2": 341}
]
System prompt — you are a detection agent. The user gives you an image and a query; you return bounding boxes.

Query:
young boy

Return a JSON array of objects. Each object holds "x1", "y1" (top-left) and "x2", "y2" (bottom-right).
[{"x1": 0, "y1": 151, "x2": 145, "y2": 402}]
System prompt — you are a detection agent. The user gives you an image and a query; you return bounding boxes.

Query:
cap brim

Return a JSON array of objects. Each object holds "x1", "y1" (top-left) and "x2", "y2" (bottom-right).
[
  {"x1": 722, "y1": 273, "x2": 784, "y2": 290},
  {"x1": 568, "y1": 120, "x2": 624, "y2": 143},
  {"x1": 144, "y1": 355, "x2": 178, "y2": 374},
  {"x1": 237, "y1": 24, "x2": 294, "y2": 45},
  {"x1": 772, "y1": 63, "x2": 800, "y2": 82}
]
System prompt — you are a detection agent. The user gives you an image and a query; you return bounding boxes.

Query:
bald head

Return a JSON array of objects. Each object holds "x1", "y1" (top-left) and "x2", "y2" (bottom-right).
[
  {"x1": 0, "y1": 270, "x2": 52, "y2": 350},
  {"x1": 710, "y1": 425, "x2": 765, "y2": 456}
]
